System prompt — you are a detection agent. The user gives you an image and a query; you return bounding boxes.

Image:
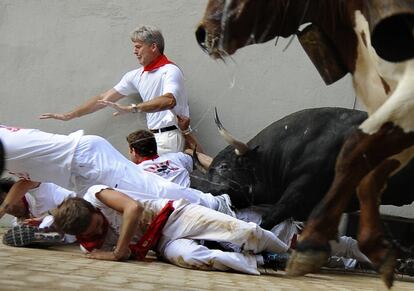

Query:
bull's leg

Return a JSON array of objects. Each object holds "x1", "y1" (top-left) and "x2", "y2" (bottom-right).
[
  {"x1": 357, "y1": 159, "x2": 400, "y2": 288},
  {"x1": 287, "y1": 123, "x2": 414, "y2": 277}
]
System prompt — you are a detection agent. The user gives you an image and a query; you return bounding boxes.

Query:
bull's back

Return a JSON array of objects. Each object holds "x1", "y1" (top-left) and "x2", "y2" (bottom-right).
[
  {"x1": 249, "y1": 107, "x2": 367, "y2": 151},
  {"x1": 248, "y1": 107, "x2": 367, "y2": 208}
]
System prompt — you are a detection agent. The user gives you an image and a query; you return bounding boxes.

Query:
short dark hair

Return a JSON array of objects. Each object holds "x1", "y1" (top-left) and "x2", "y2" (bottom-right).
[
  {"x1": 0, "y1": 177, "x2": 15, "y2": 205},
  {"x1": 126, "y1": 130, "x2": 157, "y2": 157},
  {"x1": 53, "y1": 197, "x2": 96, "y2": 235}
]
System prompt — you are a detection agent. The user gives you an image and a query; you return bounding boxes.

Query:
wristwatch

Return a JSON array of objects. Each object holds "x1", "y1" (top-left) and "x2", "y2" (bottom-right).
[{"x1": 131, "y1": 103, "x2": 139, "y2": 113}]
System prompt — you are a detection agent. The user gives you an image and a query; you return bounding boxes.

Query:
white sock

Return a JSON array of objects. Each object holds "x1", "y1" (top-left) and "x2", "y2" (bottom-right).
[{"x1": 256, "y1": 255, "x2": 264, "y2": 266}]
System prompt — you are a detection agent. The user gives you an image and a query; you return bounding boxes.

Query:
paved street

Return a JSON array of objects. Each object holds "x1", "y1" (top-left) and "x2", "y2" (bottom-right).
[{"x1": 0, "y1": 228, "x2": 413, "y2": 290}]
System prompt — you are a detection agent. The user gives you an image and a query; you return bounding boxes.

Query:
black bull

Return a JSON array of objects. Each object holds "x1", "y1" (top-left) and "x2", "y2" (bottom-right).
[{"x1": 191, "y1": 107, "x2": 414, "y2": 230}]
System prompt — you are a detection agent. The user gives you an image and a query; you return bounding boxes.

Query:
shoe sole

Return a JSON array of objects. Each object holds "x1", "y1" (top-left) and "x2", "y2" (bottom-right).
[{"x1": 2, "y1": 225, "x2": 63, "y2": 247}]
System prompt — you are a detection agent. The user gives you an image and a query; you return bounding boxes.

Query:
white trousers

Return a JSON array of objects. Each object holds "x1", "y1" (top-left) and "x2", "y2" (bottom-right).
[
  {"x1": 155, "y1": 129, "x2": 185, "y2": 154},
  {"x1": 236, "y1": 207, "x2": 370, "y2": 265},
  {"x1": 70, "y1": 135, "x2": 218, "y2": 209},
  {"x1": 159, "y1": 202, "x2": 289, "y2": 275}
]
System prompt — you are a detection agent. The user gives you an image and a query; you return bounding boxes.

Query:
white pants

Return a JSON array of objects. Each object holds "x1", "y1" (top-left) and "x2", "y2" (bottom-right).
[
  {"x1": 330, "y1": 236, "x2": 371, "y2": 264},
  {"x1": 155, "y1": 129, "x2": 185, "y2": 154},
  {"x1": 236, "y1": 207, "x2": 370, "y2": 265},
  {"x1": 159, "y1": 202, "x2": 289, "y2": 275},
  {"x1": 70, "y1": 135, "x2": 218, "y2": 209}
]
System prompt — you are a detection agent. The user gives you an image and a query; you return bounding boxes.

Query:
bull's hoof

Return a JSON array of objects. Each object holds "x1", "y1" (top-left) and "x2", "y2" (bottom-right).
[
  {"x1": 377, "y1": 249, "x2": 397, "y2": 289},
  {"x1": 286, "y1": 241, "x2": 330, "y2": 276}
]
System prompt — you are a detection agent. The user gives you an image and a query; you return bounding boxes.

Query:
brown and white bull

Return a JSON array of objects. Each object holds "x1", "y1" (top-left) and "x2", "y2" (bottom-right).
[{"x1": 196, "y1": 0, "x2": 414, "y2": 287}]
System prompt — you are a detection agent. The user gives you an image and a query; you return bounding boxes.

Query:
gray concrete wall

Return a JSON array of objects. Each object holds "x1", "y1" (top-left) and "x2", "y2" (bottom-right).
[{"x1": 0, "y1": 0, "x2": 411, "y2": 226}]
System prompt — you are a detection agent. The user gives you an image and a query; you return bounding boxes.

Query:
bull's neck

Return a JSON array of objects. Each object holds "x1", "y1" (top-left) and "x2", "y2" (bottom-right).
[
  {"x1": 278, "y1": 0, "x2": 356, "y2": 36},
  {"x1": 284, "y1": 0, "x2": 360, "y2": 73}
]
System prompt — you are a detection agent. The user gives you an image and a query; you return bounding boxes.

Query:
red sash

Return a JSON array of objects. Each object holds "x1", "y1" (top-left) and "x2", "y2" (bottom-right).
[{"x1": 129, "y1": 200, "x2": 175, "y2": 260}]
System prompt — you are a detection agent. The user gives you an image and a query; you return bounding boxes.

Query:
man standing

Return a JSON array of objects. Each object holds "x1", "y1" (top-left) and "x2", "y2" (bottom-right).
[{"x1": 40, "y1": 25, "x2": 189, "y2": 154}]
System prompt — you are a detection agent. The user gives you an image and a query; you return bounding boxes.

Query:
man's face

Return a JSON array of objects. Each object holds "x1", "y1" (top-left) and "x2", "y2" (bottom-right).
[
  {"x1": 81, "y1": 213, "x2": 105, "y2": 239},
  {"x1": 133, "y1": 40, "x2": 158, "y2": 66},
  {"x1": 129, "y1": 147, "x2": 140, "y2": 164}
]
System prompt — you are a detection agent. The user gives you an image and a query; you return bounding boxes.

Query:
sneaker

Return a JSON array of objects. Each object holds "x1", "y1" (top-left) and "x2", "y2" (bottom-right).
[
  {"x1": 2, "y1": 225, "x2": 63, "y2": 247},
  {"x1": 216, "y1": 194, "x2": 236, "y2": 217},
  {"x1": 262, "y1": 252, "x2": 289, "y2": 271},
  {"x1": 324, "y1": 256, "x2": 346, "y2": 269}
]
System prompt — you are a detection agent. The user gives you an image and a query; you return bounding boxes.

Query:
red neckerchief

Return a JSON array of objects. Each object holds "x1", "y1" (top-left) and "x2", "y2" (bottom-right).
[
  {"x1": 142, "y1": 55, "x2": 174, "y2": 73},
  {"x1": 129, "y1": 200, "x2": 174, "y2": 260},
  {"x1": 76, "y1": 210, "x2": 109, "y2": 252},
  {"x1": 138, "y1": 154, "x2": 159, "y2": 164}
]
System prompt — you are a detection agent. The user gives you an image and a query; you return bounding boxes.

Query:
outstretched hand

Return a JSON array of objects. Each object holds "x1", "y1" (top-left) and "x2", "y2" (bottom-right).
[
  {"x1": 86, "y1": 248, "x2": 131, "y2": 261},
  {"x1": 97, "y1": 100, "x2": 130, "y2": 116},
  {"x1": 39, "y1": 113, "x2": 72, "y2": 121}
]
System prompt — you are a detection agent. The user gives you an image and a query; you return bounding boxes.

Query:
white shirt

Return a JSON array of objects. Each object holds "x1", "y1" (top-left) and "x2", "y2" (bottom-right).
[
  {"x1": 28, "y1": 183, "x2": 77, "y2": 217},
  {"x1": 139, "y1": 152, "x2": 193, "y2": 187},
  {"x1": 0, "y1": 125, "x2": 83, "y2": 188},
  {"x1": 113, "y1": 64, "x2": 189, "y2": 129}
]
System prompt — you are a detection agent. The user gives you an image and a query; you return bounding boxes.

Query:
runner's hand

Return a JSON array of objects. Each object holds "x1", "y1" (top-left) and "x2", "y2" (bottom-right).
[
  {"x1": 97, "y1": 100, "x2": 131, "y2": 116},
  {"x1": 177, "y1": 115, "x2": 190, "y2": 131},
  {"x1": 86, "y1": 248, "x2": 130, "y2": 261},
  {"x1": 39, "y1": 113, "x2": 72, "y2": 121}
]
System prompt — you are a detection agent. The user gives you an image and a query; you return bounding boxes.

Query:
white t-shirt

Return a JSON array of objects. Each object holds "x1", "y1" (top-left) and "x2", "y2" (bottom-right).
[
  {"x1": 28, "y1": 183, "x2": 77, "y2": 217},
  {"x1": 0, "y1": 125, "x2": 83, "y2": 188},
  {"x1": 139, "y1": 152, "x2": 193, "y2": 187},
  {"x1": 113, "y1": 64, "x2": 189, "y2": 129}
]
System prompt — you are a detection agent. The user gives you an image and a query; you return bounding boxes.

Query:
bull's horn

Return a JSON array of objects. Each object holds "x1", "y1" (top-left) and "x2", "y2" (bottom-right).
[
  {"x1": 214, "y1": 108, "x2": 249, "y2": 156},
  {"x1": 366, "y1": 0, "x2": 414, "y2": 62},
  {"x1": 192, "y1": 146, "x2": 208, "y2": 174}
]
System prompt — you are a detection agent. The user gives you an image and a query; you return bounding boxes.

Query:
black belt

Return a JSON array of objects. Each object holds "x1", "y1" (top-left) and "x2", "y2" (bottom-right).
[{"x1": 150, "y1": 125, "x2": 178, "y2": 134}]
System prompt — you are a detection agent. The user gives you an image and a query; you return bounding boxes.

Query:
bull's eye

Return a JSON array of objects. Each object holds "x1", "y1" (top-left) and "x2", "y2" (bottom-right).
[{"x1": 218, "y1": 163, "x2": 229, "y2": 170}]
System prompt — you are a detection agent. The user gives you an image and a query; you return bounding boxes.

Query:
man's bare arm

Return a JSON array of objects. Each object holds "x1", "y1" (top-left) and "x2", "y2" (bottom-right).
[
  {"x1": 39, "y1": 89, "x2": 125, "y2": 121},
  {"x1": 99, "y1": 93, "x2": 176, "y2": 116},
  {"x1": 0, "y1": 180, "x2": 40, "y2": 219},
  {"x1": 94, "y1": 189, "x2": 143, "y2": 260}
]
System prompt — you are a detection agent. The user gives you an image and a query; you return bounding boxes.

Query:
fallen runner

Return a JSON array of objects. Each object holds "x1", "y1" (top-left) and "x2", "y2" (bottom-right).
[{"x1": 53, "y1": 185, "x2": 290, "y2": 275}]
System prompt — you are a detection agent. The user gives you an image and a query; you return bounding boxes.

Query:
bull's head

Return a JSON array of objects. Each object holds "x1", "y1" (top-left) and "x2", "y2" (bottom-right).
[
  {"x1": 196, "y1": 0, "x2": 300, "y2": 59},
  {"x1": 192, "y1": 109, "x2": 258, "y2": 208},
  {"x1": 196, "y1": 0, "x2": 414, "y2": 64}
]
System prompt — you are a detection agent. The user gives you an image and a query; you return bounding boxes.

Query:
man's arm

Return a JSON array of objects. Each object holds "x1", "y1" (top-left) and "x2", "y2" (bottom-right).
[
  {"x1": 89, "y1": 188, "x2": 143, "y2": 261},
  {"x1": 184, "y1": 149, "x2": 213, "y2": 169},
  {"x1": 98, "y1": 93, "x2": 176, "y2": 116},
  {"x1": 0, "y1": 180, "x2": 40, "y2": 219},
  {"x1": 39, "y1": 89, "x2": 125, "y2": 121}
]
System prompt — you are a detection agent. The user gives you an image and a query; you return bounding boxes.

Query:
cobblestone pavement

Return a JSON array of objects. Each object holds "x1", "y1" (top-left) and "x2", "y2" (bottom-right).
[{"x1": 0, "y1": 229, "x2": 413, "y2": 290}]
